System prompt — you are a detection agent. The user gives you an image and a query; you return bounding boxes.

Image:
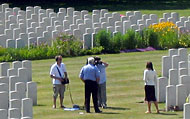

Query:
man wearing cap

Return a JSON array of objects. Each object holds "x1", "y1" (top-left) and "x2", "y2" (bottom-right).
[{"x1": 79, "y1": 57, "x2": 102, "y2": 113}]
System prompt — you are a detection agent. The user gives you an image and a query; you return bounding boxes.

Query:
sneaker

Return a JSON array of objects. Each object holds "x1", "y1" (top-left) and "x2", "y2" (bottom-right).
[{"x1": 52, "y1": 105, "x2": 56, "y2": 109}]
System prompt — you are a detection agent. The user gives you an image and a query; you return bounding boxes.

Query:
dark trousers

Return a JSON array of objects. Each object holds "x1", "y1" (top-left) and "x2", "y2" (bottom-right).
[{"x1": 85, "y1": 80, "x2": 100, "y2": 112}]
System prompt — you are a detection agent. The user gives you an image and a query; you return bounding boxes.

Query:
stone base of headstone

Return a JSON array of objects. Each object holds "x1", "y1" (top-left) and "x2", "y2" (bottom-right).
[
  {"x1": 157, "y1": 77, "x2": 168, "y2": 102},
  {"x1": 184, "y1": 103, "x2": 190, "y2": 119}
]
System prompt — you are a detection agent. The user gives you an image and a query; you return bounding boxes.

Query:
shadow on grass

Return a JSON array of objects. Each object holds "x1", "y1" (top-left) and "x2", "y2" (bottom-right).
[
  {"x1": 79, "y1": 106, "x2": 130, "y2": 111},
  {"x1": 34, "y1": 104, "x2": 46, "y2": 107},
  {"x1": 136, "y1": 101, "x2": 144, "y2": 103},
  {"x1": 106, "y1": 106, "x2": 130, "y2": 110},
  {"x1": 101, "y1": 112, "x2": 120, "y2": 114},
  {"x1": 153, "y1": 112, "x2": 178, "y2": 116}
]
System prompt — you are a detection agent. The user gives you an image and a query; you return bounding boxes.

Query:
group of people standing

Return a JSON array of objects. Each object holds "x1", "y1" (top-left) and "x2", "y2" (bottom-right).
[
  {"x1": 50, "y1": 55, "x2": 108, "y2": 113},
  {"x1": 49, "y1": 55, "x2": 159, "y2": 114}
]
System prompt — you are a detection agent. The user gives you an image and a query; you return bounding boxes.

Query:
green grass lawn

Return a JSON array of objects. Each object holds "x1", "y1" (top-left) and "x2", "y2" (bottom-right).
[{"x1": 32, "y1": 50, "x2": 183, "y2": 119}]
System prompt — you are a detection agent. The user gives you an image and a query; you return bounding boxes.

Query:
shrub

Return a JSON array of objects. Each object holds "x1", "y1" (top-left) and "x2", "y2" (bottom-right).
[
  {"x1": 144, "y1": 28, "x2": 159, "y2": 48},
  {"x1": 0, "y1": 33, "x2": 103, "y2": 62},
  {"x1": 53, "y1": 34, "x2": 83, "y2": 56},
  {"x1": 179, "y1": 32, "x2": 190, "y2": 47},
  {"x1": 123, "y1": 29, "x2": 137, "y2": 49},
  {"x1": 136, "y1": 31, "x2": 147, "y2": 48},
  {"x1": 149, "y1": 22, "x2": 179, "y2": 49},
  {"x1": 109, "y1": 32, "x2": 123, "y2": 53},
  {"x1": 94, "y1": 30, "x2": 112, "y2": 52},
  {"x1": 80, "y1": 46, "x2": 104, "y2": 55}
]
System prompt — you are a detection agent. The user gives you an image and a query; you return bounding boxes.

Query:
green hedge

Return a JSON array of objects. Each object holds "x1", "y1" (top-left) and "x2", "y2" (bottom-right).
[
  {"x1": 0, "y1": 34, "x2": 104, "y2": 62},
  {"x1": 94, "y1": 28, "x2": 189, "y2": 53}
]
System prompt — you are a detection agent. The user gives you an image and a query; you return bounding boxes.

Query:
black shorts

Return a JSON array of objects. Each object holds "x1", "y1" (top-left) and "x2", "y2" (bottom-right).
[{"x1": 144, "y1": 85, "x2": 156, "y2": 102}]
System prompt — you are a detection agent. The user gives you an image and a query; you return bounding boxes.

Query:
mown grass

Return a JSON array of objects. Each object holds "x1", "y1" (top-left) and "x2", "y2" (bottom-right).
[{"x1": 32, "y1": 50, "x2": 183, "y2": 119}]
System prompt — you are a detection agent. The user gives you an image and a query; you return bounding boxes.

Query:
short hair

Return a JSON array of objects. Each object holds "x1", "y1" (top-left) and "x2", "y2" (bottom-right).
[
  {"x1": 146, "y1": 62, "x2": 154, "y2": 71},
  {"x1": 88, "y1": 57, "x2": 94, "y2": 64},
  {"x1": 55, "y1": 55, "x2": 62, "y2": 61}
]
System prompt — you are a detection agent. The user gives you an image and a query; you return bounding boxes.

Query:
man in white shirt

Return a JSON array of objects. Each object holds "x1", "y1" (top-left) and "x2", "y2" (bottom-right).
[{"x1": 50, "y1": 55, "x2": 68, "y2": 109}]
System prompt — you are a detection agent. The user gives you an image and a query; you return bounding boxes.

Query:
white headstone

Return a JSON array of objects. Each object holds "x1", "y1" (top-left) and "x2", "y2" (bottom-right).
[
  {"x1": 0, "y1": 83, "x2": 8, "y2": 92},
  {"x1": 0, "y1": 91, "x2": 8, "y2": 109},
  {"x1": 10, "y1": 99, "x2": 21, "y2": 110},
  {"x1": 67, "y1": 7, "x2": 74, "y2": 17},
  {"x1": 16, "y1": 82, "x2": 26, "y2": 99},
  {"x1": 100, "y1": 9, "x2": 108, "y2": 17},
  {"x1": 26, "y1": 82, "x2": 37, "y2": 106},
  {"x1": 73, "y1": 29, "x2": 82, "y2": 40},
  {"x1": 172, "y1": 55, "x2": 180, "y2": 70},
  {"x1": 10, "y1": 90, "x2": 20, "y2": 100},
  {"x1": 162, "y1": 56, "x2": 172, "y2": 78},
  {"x1": 9, "y1": 76, "x2": 19, "y2": 91},
  {"x1": 81, "y1": 10, "x2": 88, "y2": 20},
  {"x1": 0, "y1": 62, "x2": 10, "y2": 76},
  {"x1": 169, "y1": 69, "x2": 178, "y2": 86},
  {"x1": 157, "y1": 77, "x2": 168, "y2": 102},
  {"x1": 169, "y1": 49, "x2": 178, "y2": 57},
  {"x1": 178, "y1": 48, "x2": 187, "y2": 62},
  {"x1": 0, "y1": 76, "x2": 9, "y2": 85},
  {"x1": 166, "y1": 85, "x2": 176, "y2": 111},
  {"x1": 8, "y1": 108, "x2": 21, "y2": 119},
  {"x1": 83, "y1": 33, "x2": 92, "y2": 49},
  {"x1": 21, "y1": 98, "x2": 33, "y2": 118},
  {"x1": 176, "y1": 84, "x2": 187, "y2": 110},
  {"x1": 22, "y1": 60, "x2": 32, "y2": 82},
  {"x1": 123, "y1": 21, "x2": 131, "y2": 34},
  {"x1": 179, "y1": 68, "x2": 188, "y2": 79},
  {"x1": 184, "y1": 103, "x2": 190, "y2": 119},
  {"x1": 0, "y1": 109, "x2": 8, "y2": 119},
  {"x1": 12, "y1": 61, "x2": 22, "y2": 69}
]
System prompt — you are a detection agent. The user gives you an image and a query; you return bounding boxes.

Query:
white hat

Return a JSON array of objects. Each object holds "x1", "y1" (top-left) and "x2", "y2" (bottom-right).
[{"x1": 88, "y1": 57, "x2": 94, "y2": 64}]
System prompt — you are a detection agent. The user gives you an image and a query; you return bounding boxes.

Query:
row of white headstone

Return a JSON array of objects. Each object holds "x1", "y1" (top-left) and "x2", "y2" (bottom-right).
[
  {"x1": 155, "y1": 48, "x2": 190, "y2": 113},
  {"x1": 184, "y1": 102, "x2": 190, "y2": 119},
  {"x1": 0, "y1": 60, "x2": 36, "y2": 119},
  {"x1": 0, "y1": 3, "x2": 190, "y2": 49}
]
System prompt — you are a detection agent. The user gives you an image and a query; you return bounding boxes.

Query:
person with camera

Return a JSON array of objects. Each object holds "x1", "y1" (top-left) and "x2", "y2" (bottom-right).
[
  {"x1": 94, "y1": 56, "x2": 109, "y2": 109},
  {"x1": 79, "y1": 57, "x2": 102, "y2": 113},
  {"x1": 50, "y1": 55, "x2": 68, "y2": 109}
]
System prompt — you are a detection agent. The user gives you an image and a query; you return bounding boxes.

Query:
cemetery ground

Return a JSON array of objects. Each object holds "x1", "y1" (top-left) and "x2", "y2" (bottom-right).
[{"x1": 32, "y1": 49, "x2": 184, "y2": 119}]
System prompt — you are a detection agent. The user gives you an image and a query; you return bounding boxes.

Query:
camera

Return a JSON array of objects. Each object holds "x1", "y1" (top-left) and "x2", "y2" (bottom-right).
[{"x1": 94, "y1": 57, "x2": 102, "y2": 65}]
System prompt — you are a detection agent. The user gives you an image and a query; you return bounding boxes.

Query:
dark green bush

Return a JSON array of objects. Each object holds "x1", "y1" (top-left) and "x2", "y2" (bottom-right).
[
  {"x1": 80, "y1": 46, "x2": 104, "y2": 55},
  {"x1": 109, "y1": 32, "x2": 123, "y2": 53},
  {"x1": 144, "y1": 28, "x2": 159, "y2": 48},
  {"x1": 136, "y1": 31, "x2": 147, "y2": 48},
  {"x1": 94, "y1": 30, "x2": 111, "y2": 52},
  {"x1": 123, "y1": 29, "x2": 137, "y2": 49}
]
